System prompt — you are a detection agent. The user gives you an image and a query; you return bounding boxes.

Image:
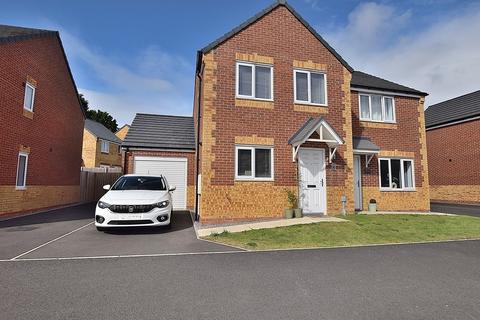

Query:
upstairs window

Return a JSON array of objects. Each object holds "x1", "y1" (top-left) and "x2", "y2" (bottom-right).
[
  {"x1": 379, "y1": 158, "x2": 415, "y2": 191},
  {"x1": 359, "y1": 94, "x2": 395, "y2": 122},
  {"x1": 23, "y1": 82, "x2": 35, "y2": 112},
  {"x1": 236, "y1": 62, "x2": 273, "y2": 100},
  {"x1": 294, "y1": 70, "x2": 327, "y2": 106},
  {"x1": 100, "y1": 140, "x2": 109, "y2": 154},
  {"x1": 235, "y1": 146, "x2": 273, "y2": 180},
  {"x1": 16, "y1": 152, "x2": 28, "y2": 188}
]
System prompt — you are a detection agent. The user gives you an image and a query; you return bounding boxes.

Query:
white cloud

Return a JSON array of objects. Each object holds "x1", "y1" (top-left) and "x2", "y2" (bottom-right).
[
  {"x1": 326, "y1": 2, "x2": 480, "y2": 106},
  {"x1": 59, "y1": 31, "x2": 193, "y2": 125}
]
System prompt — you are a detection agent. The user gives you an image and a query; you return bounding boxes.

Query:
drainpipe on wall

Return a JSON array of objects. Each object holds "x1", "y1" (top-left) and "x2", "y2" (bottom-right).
[
  {"x1": 194, "y1": 53, "x2": 204, "y2": 222},
  {"x1": 123, "y1": 147, "x2": 129, "y2": 174}
]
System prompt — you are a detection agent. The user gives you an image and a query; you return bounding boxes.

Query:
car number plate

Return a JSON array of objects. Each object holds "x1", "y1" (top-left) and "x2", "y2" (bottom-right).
[{"x1": 119, "y1": 214, "x2": 142, "y2": 220}]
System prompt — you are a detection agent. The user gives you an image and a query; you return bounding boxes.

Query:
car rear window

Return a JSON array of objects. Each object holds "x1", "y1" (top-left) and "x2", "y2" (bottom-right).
[{"x1": 111, "y1": 176, "x2": 167, "y2": 191}]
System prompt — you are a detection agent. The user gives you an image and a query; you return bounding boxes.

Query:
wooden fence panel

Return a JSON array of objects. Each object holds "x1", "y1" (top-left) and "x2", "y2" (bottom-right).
[{"x1": 80, "y1": 171, "x2": 122, "y2": 203}]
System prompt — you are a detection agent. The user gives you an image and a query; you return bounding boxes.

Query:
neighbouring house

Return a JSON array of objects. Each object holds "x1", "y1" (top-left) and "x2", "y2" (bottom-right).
[
  {"x1": 122, "y1": 114, "x2": 196, "y2": 210},
  {"x1": 192, "y1": 0, "x2": 430, "y2": 224},
  {"x1": 425, "y1": 90, "x2": 480, "y2": 204},
  {"x1": 82, "y1": 119, "x2": 123, "y2": 170},
  {"x1": 0, "y1": 25, "x2": 85, "y2": 216},
  {"x1": 115, "y1": 124, "x2": 130, "y2": 140}
]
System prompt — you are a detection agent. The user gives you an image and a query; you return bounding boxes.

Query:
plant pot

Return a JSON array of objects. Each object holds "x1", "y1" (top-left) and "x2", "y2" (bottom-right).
[
  {"x1": 368, "y1": 203, "x2": 377, "y2": 213},
  {"x1": 285, "y1": 209, "x2": 294, "y2": 219},
  {"x1": 294, "y1": 208, "x2": 303, "y2": 218}
]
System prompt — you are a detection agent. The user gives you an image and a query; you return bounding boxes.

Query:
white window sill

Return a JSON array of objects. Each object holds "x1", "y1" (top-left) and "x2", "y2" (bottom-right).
[
  {"x1": 294, "y1": 101, "x2": 327, "y2": 107},
  {"x1": 15, "y1": 186, "x2": 27, "y2": 190},
  {"x1": 379, "y1": 188, "x2": 416, "y2": 192},
  {"x1": 360, "y1": 119, "x2": 396, "y2": 124},
  {"x1": 236, "y1": 95, "x2": 274, "y2": 102},
  {"x1": 23, "y1": 107, "x2": 34, "y2": 112},
  {"x1": 235, "y1": 177, "x2": 274, "y2": 182}
]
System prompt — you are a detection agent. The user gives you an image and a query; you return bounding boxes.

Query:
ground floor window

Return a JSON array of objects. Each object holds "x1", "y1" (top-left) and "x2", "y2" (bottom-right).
[
  {"x1": 16, "y1": 152, "x2": 28, "y2": 188},
  {"x1": 379, "y1": 158, "x2": 415, "y2": 191},
  {"x1": 235, "y1": 146, "x2": 273, "y2": 180}
]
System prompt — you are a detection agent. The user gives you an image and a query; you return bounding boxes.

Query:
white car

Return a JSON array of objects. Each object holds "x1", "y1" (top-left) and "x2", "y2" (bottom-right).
[{"x1": 95, "y1": 174, "x2": 175, "y2": 231}]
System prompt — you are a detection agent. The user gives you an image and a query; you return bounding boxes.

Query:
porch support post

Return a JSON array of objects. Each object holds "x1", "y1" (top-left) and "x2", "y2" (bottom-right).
[
  {"x1": 365, "y1": 154, "x2": 374, "y2": 168},
  {"x1": 328, "y1": 147, "x2": 337, "y2": 163}
]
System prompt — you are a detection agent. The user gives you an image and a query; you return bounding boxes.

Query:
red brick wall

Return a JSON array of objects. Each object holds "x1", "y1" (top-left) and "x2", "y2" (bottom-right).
[
  {"x1": 351, "y1": 93, "x2": 424, "y2": 187},
  {"x1": 427, "y1": 119, "x2": 480, "y2": 186},
  {"x1": 125, "y1": 150, "x2": 195, "y2": 186},
  {"x1": 205, "y1": 5, "x2": 349, "y2": 187},
  {"x1": 0, "y1": 35, "x2": 84, "y2": 186}
]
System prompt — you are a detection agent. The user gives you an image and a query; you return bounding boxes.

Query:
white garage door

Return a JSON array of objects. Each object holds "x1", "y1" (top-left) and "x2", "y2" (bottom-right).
[{"x1": 133, "y1": 156, "x2": 187, "y2": 210}]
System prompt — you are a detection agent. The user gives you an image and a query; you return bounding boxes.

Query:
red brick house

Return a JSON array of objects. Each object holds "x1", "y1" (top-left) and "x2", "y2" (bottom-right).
[
  {"x1": 193, "y1": 1, "x2": 430, "y2": 224},
  {"x1": 0, "y1": 25, "x2": 85, "y2": 216},
  {"x1": 122, "y1": 114, "x2": 196, "y2": 210},
  {"x1": 426, "y1": 90, "x2": 480, "y2": 204}
]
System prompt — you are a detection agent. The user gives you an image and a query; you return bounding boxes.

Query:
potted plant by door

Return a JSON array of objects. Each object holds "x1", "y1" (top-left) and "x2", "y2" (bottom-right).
[
  {"x1": 285, "y1": 190, "x2": 296, "y2": 219},
  {"x1": 368, "y1": 199, "x2": 377, "y2": 213}
]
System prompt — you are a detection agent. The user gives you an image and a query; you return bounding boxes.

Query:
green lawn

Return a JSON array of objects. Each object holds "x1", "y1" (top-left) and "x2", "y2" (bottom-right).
[{"x1": 205, "y1": 214, "x2": 480, "y2": 250}]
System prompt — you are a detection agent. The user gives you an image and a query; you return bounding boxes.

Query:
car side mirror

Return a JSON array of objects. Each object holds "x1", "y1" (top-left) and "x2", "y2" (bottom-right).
[
  {"x1": 169, "y1": 186, "x2": 176, "y2": 192},
  {"x1": 103, "y1": 184, "x2": 111, "y2": 191}
]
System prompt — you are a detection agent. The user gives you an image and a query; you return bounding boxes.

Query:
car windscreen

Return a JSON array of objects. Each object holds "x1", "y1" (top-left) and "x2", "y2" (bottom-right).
[{"x1": 111, "y1": 176, "x2": 166, "y2": 191}]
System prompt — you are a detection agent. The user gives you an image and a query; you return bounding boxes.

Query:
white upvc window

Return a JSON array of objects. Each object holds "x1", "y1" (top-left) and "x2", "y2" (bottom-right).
[
  {"x1": 236, "y1": 62, "x2": 273, "y2": 101},
  {"x1": 359, "y1": 94, "x2": 395, "y2": 123},
  {"x1": 294, "y1": 69, "x2": 327, "y2": 106},
  {"x1": 235, "y1": 145, "x2": 274, "y2": 181},
  {"x1": 16, "y1": 152, "x2": 29, "y2": 189},
  {"x1": 23, "y1": 82, "x2": 35, "y2": 112},
  {"x1": 378, "y1": 158, "x2": 415, "y2": 191},
  {"x1": 100, "y1": 140, "x2": 109, "y2": 154}
]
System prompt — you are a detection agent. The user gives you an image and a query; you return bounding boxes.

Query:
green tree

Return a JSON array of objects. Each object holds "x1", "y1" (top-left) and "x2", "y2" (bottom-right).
[{"x1": 78, "y1": 93, "x2": 118, "y2": 132}]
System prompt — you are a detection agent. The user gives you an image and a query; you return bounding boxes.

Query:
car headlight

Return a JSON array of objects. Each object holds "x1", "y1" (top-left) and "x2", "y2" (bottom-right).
[
  {"x1": 97, "y1": 201, "x2": 111, "y2": 209},
  {"x1": 154, "y1": 200, "x2": 169, "y2": 208}
]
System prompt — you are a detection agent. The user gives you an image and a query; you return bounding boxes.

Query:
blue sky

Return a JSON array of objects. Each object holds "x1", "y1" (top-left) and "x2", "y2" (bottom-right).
[{"x1": 1, "y1": 0, "x2": 479, "y2": 125}]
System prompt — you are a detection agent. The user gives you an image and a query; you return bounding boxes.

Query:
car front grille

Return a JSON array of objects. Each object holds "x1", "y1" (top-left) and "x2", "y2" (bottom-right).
[
  {"x1": 108, "y1": 220, "x2": 154, "y2": 225},
  {"x1": 109, "y1": 204, "x2": 155, "y2": 213}
]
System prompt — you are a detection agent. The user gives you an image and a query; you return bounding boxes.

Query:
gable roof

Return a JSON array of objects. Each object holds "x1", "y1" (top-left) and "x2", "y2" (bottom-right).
[
  {"x1": 85, "y1": 119, "x2": 122, "y2": 144},
  {"x1": 0, "y1": 24, "x2": 57, "y2": 44},
  {"x1": 288, "y1": 117, "x2": 344, "y2": 146},
  {"x1": 425, "y1": 90, "x2": 480, "y2": 129},
  {"x1": 351, "y1": 71, "x2": 428, "y2": 96},
  {"x1": 0, "y1": 24, "x2": 85, "y2": 118},
  {"x1": 196, "y1": 0, "x2": 353, "y2": 73},
  {"x1": 122, "y1": 114, "x2": 195, "y2": 150}
]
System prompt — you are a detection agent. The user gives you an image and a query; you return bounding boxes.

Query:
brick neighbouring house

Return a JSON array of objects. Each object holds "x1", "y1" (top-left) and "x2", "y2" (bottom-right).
[
  {"x1": 82, "y1": 119, "x2": 123, "y2": 170},
  {"x1": 122, "y1": 114, "x2": 196, "y2": 210},
  {"x1": 0, "y1": 25, "x2": 85, "y2": 216},
  {"x1": 425, "y1": 90, "x2": 480, "y2": 204},
  {"x1": 193, "y1": 1, "x2": 430, "y2": 224}
]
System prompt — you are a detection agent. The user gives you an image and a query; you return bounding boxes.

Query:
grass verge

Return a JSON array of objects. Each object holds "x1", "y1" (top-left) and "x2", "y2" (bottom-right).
[{"x1": 204, "y1": 214, "x2": 480, "y2": 250}]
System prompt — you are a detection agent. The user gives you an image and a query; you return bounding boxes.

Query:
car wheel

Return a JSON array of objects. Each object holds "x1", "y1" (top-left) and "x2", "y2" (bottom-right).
[{"x1": 96, "y1": 226, "x2": 107, "y2": 232}]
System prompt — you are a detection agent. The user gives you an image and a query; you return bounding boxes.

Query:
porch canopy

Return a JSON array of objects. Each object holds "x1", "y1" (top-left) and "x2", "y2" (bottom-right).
[
  {"x1": 288, "y1": 117, "x2": 344, "y2": 162},
  {"x1": 353, "y1": 136, "x2": 380, "y2": 167}
]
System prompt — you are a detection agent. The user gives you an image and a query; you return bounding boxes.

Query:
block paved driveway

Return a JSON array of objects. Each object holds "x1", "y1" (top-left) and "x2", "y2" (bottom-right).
[{"x1": 0, "y1": 203, "x2": 238, "y2": 260}]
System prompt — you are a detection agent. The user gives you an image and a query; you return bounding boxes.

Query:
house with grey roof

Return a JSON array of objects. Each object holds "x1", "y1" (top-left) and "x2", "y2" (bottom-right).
[
  {"x1": 426, "y1": 90, "x2": 480, "y2": 204},
  {"x1": 82, "y1": 119, "x2": 123, "y2": 170},
  {"x1": 122, "y1": 114, "x2": 196, "y2": 210},
  {"x1": 119, "y1": 1, "x2": 430, "y2": 220},
  {"x1": 0, "y1": 24, "x2": 85, "y2": 216}
]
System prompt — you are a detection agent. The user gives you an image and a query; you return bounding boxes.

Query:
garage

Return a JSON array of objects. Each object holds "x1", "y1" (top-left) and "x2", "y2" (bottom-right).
[
  {"x1": 134, "y1": 156, "x2": 188, "y2": 209},
  {"x1": 122, "y1": 113, "x2": 196, "y2": 211}
]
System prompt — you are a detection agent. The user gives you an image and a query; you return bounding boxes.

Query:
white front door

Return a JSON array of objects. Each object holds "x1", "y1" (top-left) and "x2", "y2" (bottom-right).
[
  {"x1": 354, "y1": 155, "x2": 362, "y2": 210},
  {"x1": 298, "y1": 148, "x2": 326, "y2": 214}
]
